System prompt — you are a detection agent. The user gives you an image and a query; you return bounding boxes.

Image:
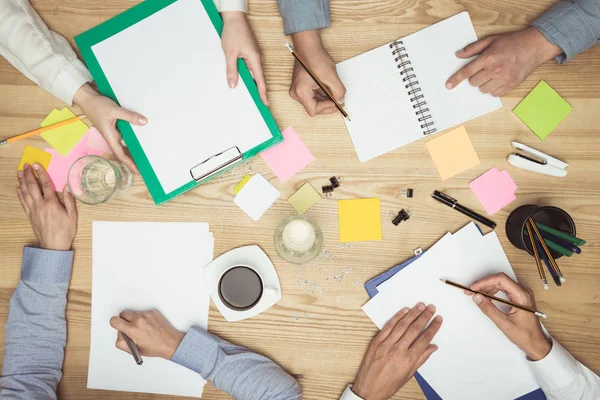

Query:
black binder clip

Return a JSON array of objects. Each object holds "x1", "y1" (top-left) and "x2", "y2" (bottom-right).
[
  {"x1": 391, "y1": 209, "x2": 410, "y2": 226},
  {"x1": 329, "y1": 176, "x2": 343, "y2": 188},
  {"x1": 398, "y1": 188, "x2": 414, "y2": 198},
  {"x1": 322, "y1": 185, "x2": 335, "y2": 196}
]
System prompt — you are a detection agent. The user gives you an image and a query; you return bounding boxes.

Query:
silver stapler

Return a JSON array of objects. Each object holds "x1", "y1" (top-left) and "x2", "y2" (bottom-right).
[{"x1": 508, "y1": 141, "x2": 568, "y2": 177}]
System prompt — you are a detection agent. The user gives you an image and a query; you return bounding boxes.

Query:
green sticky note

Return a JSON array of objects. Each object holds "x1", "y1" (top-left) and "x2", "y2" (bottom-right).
[
  {"x1": 288, "y1": 182, "x2": 321, "y2": 214},
  {"x1": 40, "y1": 108, "x2": 89, "y2": 155},
  {"x1": 512, "y1": 80, "x2": 573, "y2": 140}
]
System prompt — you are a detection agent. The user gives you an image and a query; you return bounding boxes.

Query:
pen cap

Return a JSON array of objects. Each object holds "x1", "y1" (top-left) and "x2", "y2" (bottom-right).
[{"x1": 505, "y1": 205, "x2": 576, "y2": 260}]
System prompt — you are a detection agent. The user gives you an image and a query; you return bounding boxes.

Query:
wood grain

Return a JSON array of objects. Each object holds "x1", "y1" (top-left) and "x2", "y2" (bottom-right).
[{"x1": 1, "y1": 0, "x2": 599, "y2": 399}]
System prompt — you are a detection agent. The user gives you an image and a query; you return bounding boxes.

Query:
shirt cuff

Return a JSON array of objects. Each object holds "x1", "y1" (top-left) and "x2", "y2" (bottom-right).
[
  {"x1": 171, "y1": 326, "x2": 218, "y2": 375},
  {"x1": 50, "y1": 59, "x2": 93, "y2": 105},
  {"x1": 21, "y1": 246, "x2": 73, "y2": 284},
  {"x1": 528, "y1": 337, "x2": 580, "y2": 392},
  {"x1": 340, "y1": 385, "x2": 364, "y2": 400},
  {"x1": 531, "y1": 1, "x2": 599, "y2": 64},
  {"x1": 278, "y1": 0, "x2": 331, "y2": 36},
  {"x1": 214, "y1": 0, "x2": 248, "y2": 13}
]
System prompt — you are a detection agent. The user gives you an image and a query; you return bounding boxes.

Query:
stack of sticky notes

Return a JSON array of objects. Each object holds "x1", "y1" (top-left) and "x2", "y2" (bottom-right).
[
  {"x1": 337, "y1": 198, "x2": 382, "y2": 242},
  {"x1": 233, "y1": 173, "x2": 280, "y2": 221},
  {"x1": 469, "y1": 167, "x2": 517, "y2": 215},
  {"x1": 425, "y1": 126, "x2": 480, "y2": 181},
  {"x1": 513, "y1": 80, "x2": 573, "y2": 140},
  {"x1": 260, "y1": 126, "x2": 314, "y2": 183},
  {"x1": 288, "y1": 182, "x2": 321, "y2": 214}
]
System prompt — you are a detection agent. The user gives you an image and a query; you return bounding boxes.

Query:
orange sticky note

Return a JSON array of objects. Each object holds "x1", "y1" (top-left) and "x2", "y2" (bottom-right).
[
  {"x1": 18, "y1": 145, "x2": 52, "y2": 171},
  {"x1": 425, "y1": 126, "x2": 480, "y2": 180}
]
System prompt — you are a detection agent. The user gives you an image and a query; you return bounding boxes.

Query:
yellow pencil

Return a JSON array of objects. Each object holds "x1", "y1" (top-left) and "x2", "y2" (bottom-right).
[{"x1": 0, "y1": 114, "x2": 86, "y2": 146}]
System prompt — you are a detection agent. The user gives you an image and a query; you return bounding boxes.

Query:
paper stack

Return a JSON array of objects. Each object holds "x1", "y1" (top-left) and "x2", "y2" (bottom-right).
[
  {"x1": 362, "y1": 223, "x2": 541, "y2": 400},
  {"x1": 88, "y1": 222, "x2": 214, "y2": 398}
]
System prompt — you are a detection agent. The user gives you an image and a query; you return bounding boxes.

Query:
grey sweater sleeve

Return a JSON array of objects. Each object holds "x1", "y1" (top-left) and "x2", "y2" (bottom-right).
[
  {"x1": 532, "y1": 0, "x2": 600, "y2": 63},
  {"x1": 0, "y1": 247, "x2": 73, "y2": 400},
  {"x1": 172, "y1": 327, "x2": 302, "y2": 400},
  {"x1": 277, "y1": 0, "x2": 330, "y2": 35}
]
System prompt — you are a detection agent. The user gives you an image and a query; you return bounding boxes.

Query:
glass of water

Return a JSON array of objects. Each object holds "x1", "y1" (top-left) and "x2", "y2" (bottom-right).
[{"x1": 67, "y1": 155, "x2": 133, "y2": 204}]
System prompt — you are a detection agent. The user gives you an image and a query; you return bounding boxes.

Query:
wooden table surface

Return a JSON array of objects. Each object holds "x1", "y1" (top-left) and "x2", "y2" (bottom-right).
[{"x1": 1, "y1": 0, "x2": 599, "y2": 399}]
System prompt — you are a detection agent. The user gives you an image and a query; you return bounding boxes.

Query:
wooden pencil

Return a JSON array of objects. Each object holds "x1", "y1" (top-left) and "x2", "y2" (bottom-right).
[
  {"x1": 528, "y1": 218, "x2": 565, "y2": 283},
  {"x1": 441, "y1": 279, "x2": 547, "y2": 318},
  {"x1": 0, "y1": 114, "x2": 86, "y2": 146},
  {"x1": 526, "y1": 220, "x2": 549, "y2": 290}
]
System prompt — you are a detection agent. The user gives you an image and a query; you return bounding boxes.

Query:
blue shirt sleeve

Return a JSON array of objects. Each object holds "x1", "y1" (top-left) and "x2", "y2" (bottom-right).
[
  {"x1": 172, "y1": 326, "x2": 302, "y2": 400},
  {"x1": 0, "y1": 247, "x2": 73, "y2": 400},
  {"x1": 532, "y1": 0, "x2": 600, "y2": 63},
  {"x1": 277, "y1": 0, "x2": 331, "y2": 35}
]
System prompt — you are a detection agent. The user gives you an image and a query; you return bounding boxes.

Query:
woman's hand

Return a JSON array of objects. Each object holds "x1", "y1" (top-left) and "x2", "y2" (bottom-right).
[{"x1": 221, "y1": 12, "x2": 268, "y2": 105}]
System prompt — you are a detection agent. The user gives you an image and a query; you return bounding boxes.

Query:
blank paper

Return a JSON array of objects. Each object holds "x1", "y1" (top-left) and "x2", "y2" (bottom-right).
[
  {"x1": 233, "y1": 173, "x2": 280, "y2": 221},
  {"x1": 88, "y1": 222, "x2": 214, "y2": 397}
]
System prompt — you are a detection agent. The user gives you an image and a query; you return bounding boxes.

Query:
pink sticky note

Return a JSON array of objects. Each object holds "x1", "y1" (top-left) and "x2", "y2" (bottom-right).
[
  {"x1": 260, "y1": 127, "x2": 314, "y2": 183},
  {"x1": 469, "y1": 168, "x2": 517, "y2": 215},
  {"x1": 85, "y1": 127, "x2": 113, "y2": 155}
]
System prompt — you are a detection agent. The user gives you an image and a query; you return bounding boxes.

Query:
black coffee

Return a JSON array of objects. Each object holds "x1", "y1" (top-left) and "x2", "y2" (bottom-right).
[{"x1": 218, "y1": 266, "x2": 263, "y2": 311}]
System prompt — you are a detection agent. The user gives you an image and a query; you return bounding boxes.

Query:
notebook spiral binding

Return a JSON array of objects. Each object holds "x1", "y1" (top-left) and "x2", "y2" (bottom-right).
[{"x1": 389, "y1": 40, "x2": 436, "y2": 135}]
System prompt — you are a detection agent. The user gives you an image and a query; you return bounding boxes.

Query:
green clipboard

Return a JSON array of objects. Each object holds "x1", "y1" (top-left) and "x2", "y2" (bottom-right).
[{"x1": 75, "y1": 0, "x2": 282, "y2": 205}]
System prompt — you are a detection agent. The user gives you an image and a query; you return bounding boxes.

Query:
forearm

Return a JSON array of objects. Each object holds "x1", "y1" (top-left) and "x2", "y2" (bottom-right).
[
  {"x1": 532, "y1": 0, "x2": 600, "y2": 63},
  {"x1": 0, "y1": 0, "x2": 91, "y2": 104},
  {"x1": 277, "y1": 0, "x2": 330, "y2": 35},
  {"x1": 529, "y1": 337, "x2": 600, "y2": 400},
  {"x1": 0, "y1": 247, "x2": 73, "y2": 400},
  {"x1": 172, "y1": 327, "x2": 301, "y2": 400}
]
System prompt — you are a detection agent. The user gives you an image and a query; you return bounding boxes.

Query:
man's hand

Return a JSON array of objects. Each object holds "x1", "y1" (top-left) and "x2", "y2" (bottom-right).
[
  {"x1": 289, "y1": 30, "x2": 346, "y2": 117},
  {"x1": 446, "y1": 27, "x2": 562, "y2": 97},
  {"x1": 467, "y1": 273, "x2": 552, "y2": 361},
  {"x1": 109, "y1": 309, "x2": 185, "y2": 360},
  {"x1": 351, "y1": 303, "x2": 443, "y2": 400},
  {"x1": 73, "y1": 83, "x2": 147, "y2": 174},
  {"x1": 221, "y1": 12, "x2": 269, "y2": 105},
  {"x1": 17, "y1": 163, "x2": 77, "y2": 251}
]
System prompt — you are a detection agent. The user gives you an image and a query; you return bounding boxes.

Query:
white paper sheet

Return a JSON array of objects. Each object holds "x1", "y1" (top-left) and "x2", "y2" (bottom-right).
[
  {"x1": 91, "y1": 0, "x2": 273, "y2": 194},
  {"x1": 233, "y1": 173, "x2": 280, "y2": 221},
  {"x1": 362, "y1": 223, "x2": 540, "y2": 400},
  {"x1": 88, "y1": 222, "x2": 214, "y2": 397}
]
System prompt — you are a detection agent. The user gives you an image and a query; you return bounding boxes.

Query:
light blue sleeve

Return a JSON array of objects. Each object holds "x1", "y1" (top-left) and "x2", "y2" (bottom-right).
[
  {"x1": 277, "y1": 0, "x2": 330, "y2": 35},
  {"x1": 0, "y1": 247, "x2": 73, "y2": 400},
  {"x1": 171, "y1": 326, "x2": 302, "y2": 400},
  {"x1": 532, "y1": 0, "x2": 600, "y2": 63}
]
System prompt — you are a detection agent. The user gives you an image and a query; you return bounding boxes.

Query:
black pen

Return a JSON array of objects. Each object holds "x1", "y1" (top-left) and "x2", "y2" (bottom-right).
[
  {"x1": 121, "y1": 332, "x2": 143, "y2": 366},
  {"x1": 431, "y1": 190, "x2": 496, "y2": 229}
]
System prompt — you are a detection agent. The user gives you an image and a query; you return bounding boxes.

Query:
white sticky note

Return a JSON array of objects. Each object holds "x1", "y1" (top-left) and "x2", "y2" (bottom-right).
[{"x1": 233, "y1": 173, "x2": 280, "y2": 221}]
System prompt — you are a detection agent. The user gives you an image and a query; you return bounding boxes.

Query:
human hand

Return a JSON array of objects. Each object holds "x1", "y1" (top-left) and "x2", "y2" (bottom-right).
[
  {"x1": 467, "y1": 273, "x2": 552, "y2": 361},
  {"x1": 73, "y1": 83, "x2": 147, "y2": 173},
  {"x1": 446, "y1": 27, "x2": 562, "y2": 97},
  {"x1": 221, "y1": 11, "x2": 268, "y2": 105},
  {"x1": 109, "y1": 309, "x2": 185, "y2": 359},
  {"x1": 289, "y1": 30, "x2": 346, "y2": 116},
  {"x1": 17, "y1": 163, "x2": 77, "y2": 251},
  {"x1": 351, "y1": 303, "x2": 443, "y2": 400}
]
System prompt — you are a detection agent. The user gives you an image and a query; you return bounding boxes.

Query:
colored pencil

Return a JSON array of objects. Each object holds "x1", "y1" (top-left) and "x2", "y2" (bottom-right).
[
  {"x1": 529, "y1": 218, "x2": 565, "y2": 283},
  {"x1": 526, "y1": 220, "x2": 548, "y2": 290},
  {"x1": 0, "y1": 114, "x2": 86, "y2": 146}
]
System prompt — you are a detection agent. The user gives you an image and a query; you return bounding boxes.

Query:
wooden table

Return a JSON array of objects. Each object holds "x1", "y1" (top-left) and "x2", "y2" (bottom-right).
[{"x1": 1, "y1": 1, "x2": 599, "y2": 399}]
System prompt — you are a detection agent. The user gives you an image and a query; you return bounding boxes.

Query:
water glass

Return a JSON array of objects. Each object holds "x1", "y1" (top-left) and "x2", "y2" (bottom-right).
[{"x1": 67, "y1": 155, "x2": 133, "y2": 204}]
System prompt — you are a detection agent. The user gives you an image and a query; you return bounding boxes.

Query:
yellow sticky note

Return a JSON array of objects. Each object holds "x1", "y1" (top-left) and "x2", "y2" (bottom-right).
[
  {"x1": 233, "y1": 175, "x2": 252, "y2": 194},
  {"x1": 338, "y1": 198, "x2": 382, "y2": 242},
  {"x1": 425, "y1": 126, "x2": 480, "y2": 181},
  {"x1": 40, "y1": 108, "x2": 89, "y2": 156},
  {"x1": 18, "y1": 145, "x2": 52, "y2": 171},
  {"x1": 288, "y1": 182, "x2": 321, "y2": 214}
]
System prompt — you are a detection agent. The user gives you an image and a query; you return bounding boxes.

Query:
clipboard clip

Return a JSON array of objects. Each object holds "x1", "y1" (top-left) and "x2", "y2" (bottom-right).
[
  {"x1": 190, "y1": 146, "x2": 243, "y2": 182},
  {"x1": 508, "y1": 142, "x2": 568, "y2": 177}
]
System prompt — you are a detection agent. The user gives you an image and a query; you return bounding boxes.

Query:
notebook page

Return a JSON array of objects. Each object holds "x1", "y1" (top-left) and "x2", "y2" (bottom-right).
[
  {"x1": 336, "y1": 44, "x2": 422, "y2": 162},
  {"x1": 91, "y1": 0, "x2": 272, "y2": 194},
  {"x1": 88, "y1": 222, "x2": 214, "y2": 397},
  {"x1": 362, "y1": 225, "x2": 539, "y2": 400},
  {"x1": 402, "y1": 12, "x2": 502, "y2": 133}
]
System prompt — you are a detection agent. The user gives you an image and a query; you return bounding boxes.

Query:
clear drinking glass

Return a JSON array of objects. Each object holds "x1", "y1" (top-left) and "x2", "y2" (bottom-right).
[
  {"x1": 67, "y1": 155, "x2": 133, "y2": 204},
  {"x1": 274, "y1": 215, "x2": 324, "y2": 264}
]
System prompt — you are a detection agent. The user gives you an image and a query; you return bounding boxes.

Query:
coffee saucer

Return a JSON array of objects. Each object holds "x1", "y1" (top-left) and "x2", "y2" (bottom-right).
[{"x1": 204, "y1": 245, "x2": 281, "y2": 322}]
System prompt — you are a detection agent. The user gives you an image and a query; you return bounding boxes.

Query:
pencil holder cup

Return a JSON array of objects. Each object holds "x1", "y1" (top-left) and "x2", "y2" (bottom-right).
[{"x1": 505, "y1": 205, "x2": 576, "y2": 259}]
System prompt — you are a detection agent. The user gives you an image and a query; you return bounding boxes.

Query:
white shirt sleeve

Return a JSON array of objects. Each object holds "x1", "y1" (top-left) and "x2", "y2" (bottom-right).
[
  {"x1": 213, "y1": 0, "x2": 248, "y2": 13},
  {"x1": 529, "y1": 337, "x2": 600, "y2": 400},
  {"x1": 340, "y1": 385, "x2": 364, "y2": 400},
  {"x1": 0, "y1": 0, "x2": 92, "y2": 105}
]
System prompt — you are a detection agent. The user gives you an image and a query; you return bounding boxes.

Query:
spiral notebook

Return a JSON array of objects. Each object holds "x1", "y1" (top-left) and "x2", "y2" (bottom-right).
[{"x1": 336, "y1": 12, "x2": 502, "y2": 162}]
